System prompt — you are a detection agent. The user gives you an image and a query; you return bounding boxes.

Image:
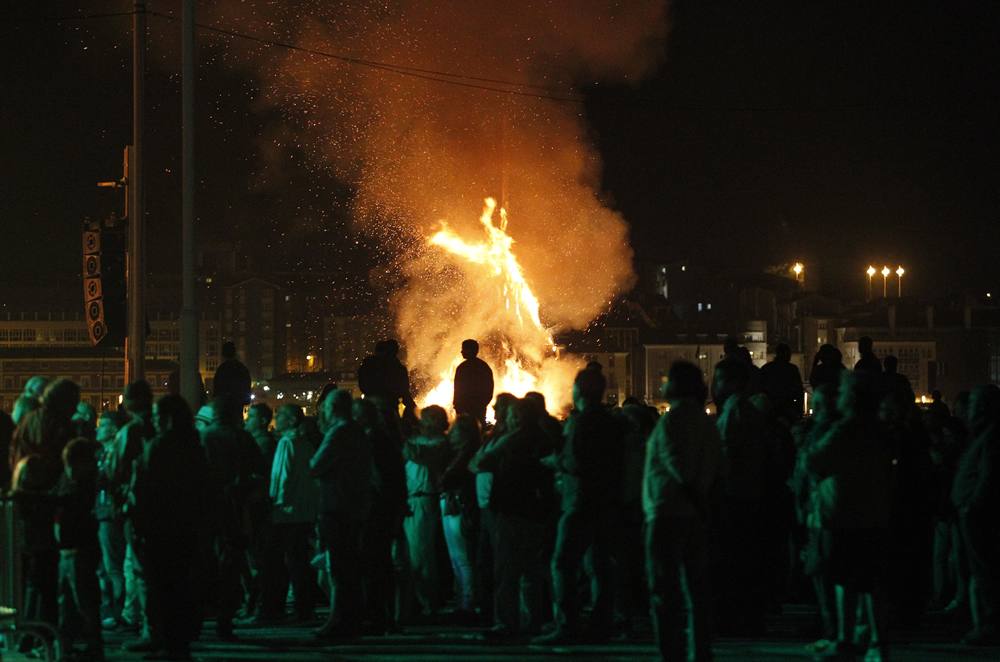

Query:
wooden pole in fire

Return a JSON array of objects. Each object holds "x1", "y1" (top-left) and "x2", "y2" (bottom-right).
[{"x1": 180, "y1": 0, "x2": 201, "y2": 407}]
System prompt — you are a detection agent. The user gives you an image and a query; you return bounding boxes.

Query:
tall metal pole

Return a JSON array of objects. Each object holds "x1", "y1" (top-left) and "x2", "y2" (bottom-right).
[
  {"x1": 180, "y1": 0, "x2": 201, "y2": 407},
  {"x1": 127, "y1": 1, "x2": 147, "y2": 383}
]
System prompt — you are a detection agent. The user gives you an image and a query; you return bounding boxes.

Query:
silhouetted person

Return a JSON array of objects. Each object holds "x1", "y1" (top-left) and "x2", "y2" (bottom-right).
[
  {"x1": 131, "y1": 395, "x2": 209, "y2": 660},
  {"x1": 358, "y1": 340, "x2": 417, "y2": 419},
  {"x1": 535, "y1": 369, "x2": 624, "y2": 644},
  {"x1": 790, "y1": 383, "x2": 839, "y2": 646},
  {"x1": 260, "y1": 404, "x2": 319, "y2": 623},
  {"x1": 453, "y1": 339, "x2": 494, "y2": 423},
  {"x1": 402, "y1": 406, "x2": 450, "y2": 617},
  {"x1": 354, "y1": 398, "x2": 406, "y2": 634},
  {"x1": 714, "y1": 357, "x2": 769, "y2": 635},
  {"x1": 524, "y1": 391, "x2": 564, "y2": 454},
  {"x1": 879, "y1": 390, "x2": 935, "y2": 627},
  {"x1": 854, "y1": 336, "x2": 882, "y2": 375},
  {"x1": 213, "y1": 341, "x2": 252, "y2": 408},
  {"x1": 12, "y1": 375, "x2": 49, "y2": 426},
  {"x1": 951, "y1": 384, "x2": 1000, "y2": 645},
  {"x1": 311, "y1": 389, "x2": 373, "y2": 639},
  {"x1": 930, "y1": 390, "x2": 951, "y2": 419},
  {"x1": 440, "y1": 415, "x2": 482, "y2": 620},
  {"x1": 881, "y1": 355, "x2": 914, "y2": 403},
  {"x1": 643, "y1": 361, "x2": 722, "y2": 662},
  {"x1": 472, "y1": 400, "x2": 553, "y2": 637},
  {"x1": 200, "y1": 397, "x2": 266, "y2": 639},
  {"x1": 474, "y1": 392, "x2": 518, "y2": 627},
  {"x1": 810, "y1": 344, "x2": 845, "y2": 392},
  {"x1": 807, "y1": 371, "x2": 894, "y2": 659},
  {"x1": 760, "y1": 343, "x2": 804, "y2": 421},
  {"x1": 10, "y1": 378, "x2": 80, "y2": 489},
  {"x1": 111, "y1": 381, "x2": 157, "y2": 650}
]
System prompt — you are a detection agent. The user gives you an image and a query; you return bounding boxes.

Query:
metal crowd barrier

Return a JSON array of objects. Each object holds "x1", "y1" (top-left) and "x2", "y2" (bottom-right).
[{"x1": 0, "y1": 495, "x2": 59, "y2": 661}]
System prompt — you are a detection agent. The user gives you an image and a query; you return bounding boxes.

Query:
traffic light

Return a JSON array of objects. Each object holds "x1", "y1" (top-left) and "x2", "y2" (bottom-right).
[{"x1": 82, "y1": 222, "x2": 126, "y2": 346}]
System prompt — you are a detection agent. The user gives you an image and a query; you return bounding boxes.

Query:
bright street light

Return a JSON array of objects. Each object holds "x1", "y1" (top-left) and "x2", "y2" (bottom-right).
[
  {"x1": 895, "y1": 266, "x2": 905, "y2": 297},
  {"x1": 866, "y1": 265, "x2": 876, "y2": 301},
  {"x1": 881, "y1": 266, "x2": 891, "y2": 298},
  {"x1": 792, "y1": 262, "x2": 804, "y2": 283}
]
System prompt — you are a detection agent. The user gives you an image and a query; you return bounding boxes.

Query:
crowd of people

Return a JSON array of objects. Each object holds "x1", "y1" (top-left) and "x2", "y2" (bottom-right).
[{"x1": 1, "y1": 336, "x2": 998, "y2": 661}]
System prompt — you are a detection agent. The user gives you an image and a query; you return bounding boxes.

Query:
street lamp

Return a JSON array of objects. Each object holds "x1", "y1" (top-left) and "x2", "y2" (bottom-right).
[
  {"x1": 792, "y1": 262, "x2": 804, "y2": 283},
  {"x1": 866, "y1": 265, "x2": 876, "y2": 301},
  {"x1": 895, "y1": 266, "x2": 905, "y2": 297},
  {"x1": 881, "y1": 266, "x2": 891, "y2": 298}
]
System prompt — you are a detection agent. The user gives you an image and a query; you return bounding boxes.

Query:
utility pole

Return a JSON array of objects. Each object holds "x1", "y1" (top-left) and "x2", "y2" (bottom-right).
[
  {"x1": 180, "y1": 0, "x2": 200, "y2": 407},
  {"x1": 126, "y1": 1, "x2": 147, "y2": 384}
]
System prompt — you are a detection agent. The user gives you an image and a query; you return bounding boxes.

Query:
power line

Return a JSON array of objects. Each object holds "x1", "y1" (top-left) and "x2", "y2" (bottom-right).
[
  {"x1": 1, "y1": 10, "x2": 136, "y2": 23},
  {"x1": 146, "y1": 10, "x2": 584, "y2": 104}
]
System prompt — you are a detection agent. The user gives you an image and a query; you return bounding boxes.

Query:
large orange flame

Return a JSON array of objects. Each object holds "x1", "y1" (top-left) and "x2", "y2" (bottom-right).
[{"x1": 419, "y1": 197, "x2": 581, "y2": 418}]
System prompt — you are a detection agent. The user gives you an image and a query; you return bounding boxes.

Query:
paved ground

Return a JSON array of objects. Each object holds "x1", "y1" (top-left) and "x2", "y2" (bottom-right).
[{"x1": 4, "y1": 608, "x2": 999, "y2": 660}]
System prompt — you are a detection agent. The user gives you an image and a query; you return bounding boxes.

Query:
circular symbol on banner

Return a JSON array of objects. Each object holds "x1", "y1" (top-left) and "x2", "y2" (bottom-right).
[
  {"x1": 87, "y1": 281, "x2": 99, "y2": 297},
  {"x1": 85, "y1": 234, "x2": 97, "y2": 252},
  {"x1": 88, "y1": 301, "x2": 102, "y2": 321},
  {"x1": 85, "y1": 256, "x2": 99, "y2": 276},
  {"x1": 92, "y1": 321, "x2": 106, "y2": 342}
]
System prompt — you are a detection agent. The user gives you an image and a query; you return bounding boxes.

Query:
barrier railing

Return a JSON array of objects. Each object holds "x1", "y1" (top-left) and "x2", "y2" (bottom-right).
[{"x1": 0, "y1": 495, "x2": 59, "y2": 661}]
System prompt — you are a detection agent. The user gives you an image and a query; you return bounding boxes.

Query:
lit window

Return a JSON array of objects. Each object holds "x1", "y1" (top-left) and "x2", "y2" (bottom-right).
[{"x1": 697, "y1": 303, "x2": 703, "y2": 312}]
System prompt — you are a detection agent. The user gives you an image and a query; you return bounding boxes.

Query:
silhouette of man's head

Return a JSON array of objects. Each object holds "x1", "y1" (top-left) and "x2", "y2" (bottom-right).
[
  {"x1": 461, "y1": 339, "x2": 479, "y2": 359},
  {"x1": 662, "y1": 360, "x2": 707, "y2": 406},
  {"x1": 585, "y1": 361, "x2": 604, "y2": 373},
  {"x1": 493, "y1": 392, "x2": 517, "y2": 430},
  {"x1": 374, "y1": 340, "x2": 399, "y2": 357},
  {"x1": 153, "y1": 394, "x2": 195, "y2": 435},
  {"x1": 859, "y1": 336, "x2": 874, "y2": 354},
  {"x1": 317, "y1": 383, "x2": 337, "y2": 409},
  {"x1": 775, "y1": 343, "x2": 791, "y2": 362},
  {"x1": 524, "y1": 391, "x2": 547, "y2": 415},
  {"x1": 41, "y1": 378, "x2": 81, "y2": 421},
  {"x1": 969, "y1": 384, "x2": 1000, "y2": 435},
  {"x1": 883, "y1": 355, "x2": 898, "y2": 374},
  {"x1": 573, "y1": 368, "x2": 606, "y2": 409},
  {"x1": 506, "y1": 398, "x2": 538, "y2": 431},
  {"x1": 321, "y1": 388, "x2": 354, "y2": 423},
  {"x1": 713, "y1": 358, "x2": 750, "y2": 403},
  {"x1": 222, "y1": 341, "x2": 237, "y2": 360},
  {"x1": 123, "y1": 380, "x2": 153, "y2": 415}
]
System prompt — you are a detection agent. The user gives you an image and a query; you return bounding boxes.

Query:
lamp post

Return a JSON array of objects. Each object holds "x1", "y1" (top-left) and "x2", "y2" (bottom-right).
[
  {"x1": 896, "y1": 266, "x2": 905, "y2": 297},
  {"x1": 881, "y1": 266, "x2": 891, "y2": 298},
  {"x1": 792, "y1": 262, "x2": 804, "y2": 284},
  {"x1": 867, "y1": 265, "x2": 876, "y2": 301}
]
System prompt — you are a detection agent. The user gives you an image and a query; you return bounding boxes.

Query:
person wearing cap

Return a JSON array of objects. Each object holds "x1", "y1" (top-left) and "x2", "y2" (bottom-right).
[{"x1": 194, "y1": 405, "x2": 216, "y2": 434}]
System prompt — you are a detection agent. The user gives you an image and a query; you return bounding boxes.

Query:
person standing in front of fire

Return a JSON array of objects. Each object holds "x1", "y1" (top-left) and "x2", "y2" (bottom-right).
[{"x1": 453, "y1": 339, "x2": 495, "y2": 424}]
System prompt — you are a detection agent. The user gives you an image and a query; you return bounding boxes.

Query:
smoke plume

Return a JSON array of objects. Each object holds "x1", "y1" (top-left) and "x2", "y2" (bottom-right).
[{"x1": 204, "y1": 0, "x2": 668, "y2": 390}]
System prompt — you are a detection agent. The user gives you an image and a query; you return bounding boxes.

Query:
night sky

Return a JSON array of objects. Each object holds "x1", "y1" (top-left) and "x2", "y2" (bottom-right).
[{"x1": 3, "y1": 1, "x2": 999, "y2": 301}]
